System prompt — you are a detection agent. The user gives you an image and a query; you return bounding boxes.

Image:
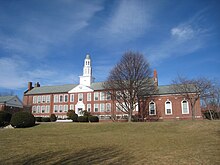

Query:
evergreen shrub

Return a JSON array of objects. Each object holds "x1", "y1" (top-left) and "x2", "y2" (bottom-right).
[
  {"x1": 50, "y1": 114, "x2": 57, "y2": 122},
  {"x1": 41, "y1": 117, "x2": 51, "y2": 122},
  {"x1": 35, "y1": 117, "x2": 42, "y2": 122},
  {"x1": 88, "y1": 116, "x2": 99, "y2": 122},
  {"x1": 0, "y1": 111, "x2": 12, "y2": 127},
  {"x1": 78, "y1": 116, "x2": 88, "y2": 122},
  {"x1": 10, "y1": 112, "x2": 35, "y2": 128}
]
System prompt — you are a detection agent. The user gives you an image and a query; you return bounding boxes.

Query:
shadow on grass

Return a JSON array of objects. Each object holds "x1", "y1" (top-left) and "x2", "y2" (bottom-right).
[{"x1": 20, "y1": 147, "x2": 132, "y2": 165}]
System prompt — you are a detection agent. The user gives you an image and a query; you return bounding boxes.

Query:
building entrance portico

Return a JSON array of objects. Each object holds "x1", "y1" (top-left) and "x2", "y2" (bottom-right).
[{"x1": 75, "y1": 102, "x2": 85, "y2": 116}]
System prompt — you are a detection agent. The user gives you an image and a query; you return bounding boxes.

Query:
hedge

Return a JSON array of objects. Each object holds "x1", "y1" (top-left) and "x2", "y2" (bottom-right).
[
  {"x1": 78, "y1": 116, "x2": 88, "y2": 122},
  {"x1": 50, "y1": 114, "x2": 57, "y2": 122},
  {"x1": 35, "y1": 117, "x2": 42, "y2": 122},
  {"x1": 88, "y1": 116, "x2": 99, "y2": 122},
  {"x1": 0, "y1": 111, "x2": 12, "y2": 127},
  {"x1": 10, "y1": 112, "x2": 35, "y2": 128},
  {"x1": 41, "y1": 117, "x2": 51, "y2": 122}
]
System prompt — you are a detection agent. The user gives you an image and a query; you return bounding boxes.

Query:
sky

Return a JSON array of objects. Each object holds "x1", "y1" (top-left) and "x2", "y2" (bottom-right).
[{"x1": 0, "y1": 0, "x2": 219, "y2": 99}]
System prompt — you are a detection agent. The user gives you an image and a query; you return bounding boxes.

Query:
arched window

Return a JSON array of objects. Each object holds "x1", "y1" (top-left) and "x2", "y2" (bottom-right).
[
  {"x1": 165, "y1": 101, "x2": 172, "y2": 115},
  {"x1": 182, "y1": 100, "x2": 189, "y2": 114},
  {"x1": 149, "y1": 101, "x2": 156, "y2": 115}
]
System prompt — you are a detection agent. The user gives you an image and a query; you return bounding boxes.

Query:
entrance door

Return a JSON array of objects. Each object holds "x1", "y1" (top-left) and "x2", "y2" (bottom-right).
[{"x1": 78, "y1": 108, "x2": 83, "y2": 116}]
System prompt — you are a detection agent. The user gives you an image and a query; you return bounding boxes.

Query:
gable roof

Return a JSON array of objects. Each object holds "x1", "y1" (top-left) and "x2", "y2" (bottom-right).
[{"x1": 0, "y1": 96, "x2": 16, "y2": 103}]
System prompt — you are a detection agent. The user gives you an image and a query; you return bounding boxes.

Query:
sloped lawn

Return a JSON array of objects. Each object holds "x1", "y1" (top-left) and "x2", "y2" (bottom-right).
[{"x1": 0, "y1": 120, "x2": 219, "y2": 165}]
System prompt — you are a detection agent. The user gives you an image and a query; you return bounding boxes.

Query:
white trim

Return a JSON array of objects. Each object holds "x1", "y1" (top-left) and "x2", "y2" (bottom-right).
[
  {"x1": 165, "y1": 100, "x2": 172, "y2": 115},
  {"x1": 181, "y1": 100, "x2": 189, "y2": 114},
  {"x1": 149, "y1": 101, "x2": 156, "y2": 115}
]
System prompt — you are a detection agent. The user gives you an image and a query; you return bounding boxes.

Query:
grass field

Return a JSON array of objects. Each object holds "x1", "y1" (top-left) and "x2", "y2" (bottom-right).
[{"x1": 0, "y1": 120, "x2": 219, "y2": 165}]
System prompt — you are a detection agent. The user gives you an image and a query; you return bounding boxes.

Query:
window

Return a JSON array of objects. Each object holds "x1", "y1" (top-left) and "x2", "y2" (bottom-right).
[
  {"x1": 87, "y1": 93, "x2": 91, "y2": 101},
  {"x1": 94, "y1": 92, "x2": 99, "y2": 101},
  {"x1": 54, "y1": 95, "x2": 58, "y2": 103},
  {"x1": 64, "y1": 94, "x2": 68, "y2": 102},
  {"x1": 37, "y1": 106, "x2": 40, "y2": 113},
  {"x1": 100, "y1": 92, "x2": 105, "y2": 101},
  {"x1": 106, "y1": 92, "x2": 111, "y2": 100},
  {"x1": 70, "y1": 104, "x2": 74, "y2": 110},
  {"x1": 54, "y1": 105, "x2": 58, "y2": 113},
  {"x1": 59, "y1": 95, "x2": 63, "y2": 102},
  {"x1": 33, "y1": 96, "x2": 37, "y2": 104},
  {"x1": 94, "y1": 104, "x2": 99, "y2": 112},
  {"x1": 116, "y1": 103, "x2": 122, "y2": 112},
  {"x1": 106, "y1": 103, "x2": 111, "y2": 112},
  {"x1": 41, "y1": 106, "x2": 45, "y2": 113},
  {"x1": 59, "y1": 105, "x2": 63, "y2": 113},
  {"x1": 46, "y1": 105, "x2": 50, "y2": 113},
  {"x1": 165, "y1": 101, "x2": 172, "y2": 115},
  {"x1": 182, "y1": 100, "x2": 189, "y2": 114},
  {"x1": 42, "y1": 96, "x2": 46, "y2": 103},
  {"x1": 32, "y1": 106, "x2": 36, "y2": 113},
  {"x1": 149, "y1": 102, "x2": 156, "y2": 115},
  {"x1": 87, "y1": 104, "x2": 91, "y2": 112},
  {"x1": 64, "y1": 105, "x2": 68, "y2": 112},
  {"x1": 70, "y1": 94, "x2": 74, "y2": 102},
  {"x1": 37, "y1": 96, "x2": 41, "y2": 103},
  {"x1": 78, "y1": 93, "x2": 83, "y2": 101},
  {"x1": 100, "y1": 103, "x2": 105, "y2": 112},
  {"x1": 46, "y1": 95, "x2": 50, "y2": 103}
]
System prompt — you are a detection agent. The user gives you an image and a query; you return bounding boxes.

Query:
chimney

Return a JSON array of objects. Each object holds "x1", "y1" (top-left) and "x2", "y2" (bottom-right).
[
  {"x1": 153, "y1": 69, "x2": 158, "y2": 86},
  {"x1": 28, "y1": 82, "x2": 33, "y2": 91},
  {"x1": 34, "y1": 82, "x2": 40, "y2": 87}
]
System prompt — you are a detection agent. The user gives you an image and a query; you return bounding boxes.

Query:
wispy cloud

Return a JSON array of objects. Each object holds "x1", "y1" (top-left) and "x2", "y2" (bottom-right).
[
  {"x1": 0, "y1": 0, "x2": 103, "y2": 59},
  {"x1": 147, "y1": 8, "x2": 212, "y2": 64}
]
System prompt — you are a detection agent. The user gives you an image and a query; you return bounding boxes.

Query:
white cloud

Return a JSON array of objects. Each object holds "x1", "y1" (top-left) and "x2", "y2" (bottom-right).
[{"x1": 147, "y1": 9, "x2": 211, "y2": 64}]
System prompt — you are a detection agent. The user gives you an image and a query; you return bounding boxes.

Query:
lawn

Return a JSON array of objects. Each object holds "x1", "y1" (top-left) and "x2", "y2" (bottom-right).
[{"x1": 0, "y1": 120, "x2": 219, "y2": 165}]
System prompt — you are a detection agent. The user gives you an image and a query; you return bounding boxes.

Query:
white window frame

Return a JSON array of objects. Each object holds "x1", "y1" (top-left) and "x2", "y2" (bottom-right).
[
  {"x1": 59, "y1": 94, "x2": 63, "y2": 103},
  {"x1": 41, "y1": 106, "x2": 45, "y2": 113},
  {"x1": 54, "y1": 95, "x2": 58, "y2": 103},
  {"x1": 54, "y1": 105, "x2": 58, "y2": 113},
  {"x1": 100, "y1": 103, "x2": 105, "y2": 112},
  {"x1": 32, "y1": 106, "x2": 36, "y2": 113},
  {"x1": 181, "y1": 100, "x2": 189, "y2": 114},
  {"x1": 64, "y1": 105, "x2": 68, "y2": 112},
  {"x1": 46, "y1": 105, "x2": 50, "y2": 113},
  {"x1": 106, "y1": 92, "x2": 111, "y2": 100},
  {"x1": 149, "y1": 101, "x2": 156, "y2": 115},
  {"x1": 33, "y1": 96, "x2": 37, "y2": 104},
  {"x1": 106, "y1": 103, "x2": 111, "y2": 112},
  {"x1": 64, "y1": 94, "x2": 68, "y2": 102},
  {"x1": 37, "y1": 96, "x2": 41, "y2": 103},
  {"x1": 94, "y1": 104, "x2": 99, "y2": 112},
  {"x1": 59, "y1": 105, "x2": 63, "y2": 113},
  {"x1": 165, "y1": 100, "x2": 172, "y2": 115},
  {"x1": 37, "y1": 106, "x2": 40, "y2": 113},
  {"x1": 94, "y1": 92, "x2": 99, "y2": 101},
  {"x1": 70, "y1": 104, "x2": 74, "y2": 110},
  {"x1": 78, "y1": 93, "x2": 83, "y2": 101},
  {"x1": 100, "y1": 92, "x2": 105, "y2": 101},
  {"x1": 70, "y1": 94, "x2": 74, "y2": 102},
  {"x1": 42, "y1": 95, "x2": 46, "y2": 103},
  {"x1": 46, "y1": 95, "x2": 50, "y2": 103},
  {"x1": 87, "y1": 93, "x2": 91, "y2": 101},
  {"x1": 87, "y1": 104, "x2": 91, "y2": 112}
]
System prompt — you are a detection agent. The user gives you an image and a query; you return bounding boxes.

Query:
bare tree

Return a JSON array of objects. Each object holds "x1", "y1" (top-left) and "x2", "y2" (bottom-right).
[
  {"x1": 103, "y1": 51, "x2": 156, "y2": 122},
  {"x1": 171, "y1": 76, "x2": 213, "y2": 120}
]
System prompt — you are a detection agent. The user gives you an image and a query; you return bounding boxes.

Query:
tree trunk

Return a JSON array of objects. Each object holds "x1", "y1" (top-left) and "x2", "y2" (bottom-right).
[{"x1": 208, "y1": 109, "x2": 213, "y2": 120}]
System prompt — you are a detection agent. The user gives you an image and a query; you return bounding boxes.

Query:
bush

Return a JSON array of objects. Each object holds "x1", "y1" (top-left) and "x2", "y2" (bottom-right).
[
  {"x1": 71, "y1": 113, "x2": 78, "y2": 122},
  {"x1": 35, "y1": 117, "x2": 42, "y2": 122},
  {"x1": 88, "y1": 116, "x2": 99, "y2": 122},
  {"x1": 78, "y1": 116, "x2": 88, "y2": 122},
  {"x1": 50, "y1": 114, "x2": 57, "y2": 122},
  {"x1": 10, "y1": 112, "x2": 35, "y2": 128},
  {"x1": 0, "y1": 111, "x2": 12, "y2": 127},
  {"x1": 41, "y1": 117, "x2": 51, "y2": 122}
]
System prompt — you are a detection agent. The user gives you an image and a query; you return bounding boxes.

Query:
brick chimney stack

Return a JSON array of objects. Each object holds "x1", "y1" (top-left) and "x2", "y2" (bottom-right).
[
  {"x1": 28, "y1": 82, "x2": 33, "y2": 91},
  {"x1": 153, "y1": 69, "x2": 158, "y2": 86},
  {"x1": 34, "y1": 82, "x2": 40, "y2": 87}
]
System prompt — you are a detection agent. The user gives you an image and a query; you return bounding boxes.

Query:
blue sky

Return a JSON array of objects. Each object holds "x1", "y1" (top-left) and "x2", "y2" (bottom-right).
[{"x1": 0, "y1": 0, "x2": 219, "y2": 99}]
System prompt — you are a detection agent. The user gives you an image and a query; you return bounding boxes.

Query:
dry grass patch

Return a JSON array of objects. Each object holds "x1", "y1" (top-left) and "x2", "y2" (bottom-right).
[{"x1": 0, "y1": 120, "x2": 219, "y2": 164}]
